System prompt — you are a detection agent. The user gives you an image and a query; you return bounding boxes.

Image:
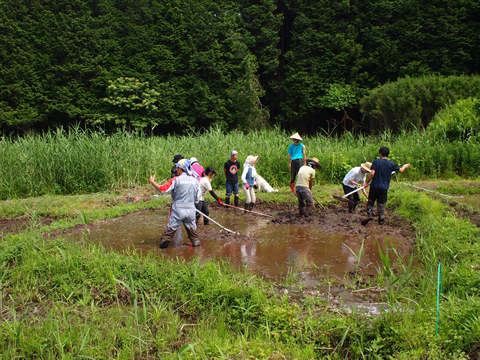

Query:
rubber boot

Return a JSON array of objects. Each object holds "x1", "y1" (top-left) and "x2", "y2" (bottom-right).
[
  {"x1": 185, "y1": 225, "x2": 200, "y2": 247},
  {"x1": 234, "y1": 196, "x2": 239, "y2": 207},
  {"x1": 378, "y1": 203, "x2": 386, "y2": 225},
  {"x1": 225, "y1": 197, "x2": 230, "y2": 205},
  {"x1": 366, "y1": 201, "x2": 374, "y2": 218},
  {"x1": 249, "y1": 203, "x2": 254, "y2": 211},
  {"x1": 299, "y1": 202, "x2": 305, "y2": 217},
  {"x1": 348, "y1": 203, "x2": 354, "y2": 213},
  {"x1": 159, "y1": 227, "x2": 176, "y2": 249},
  {"x1": 244, "y1": 202, "x2": 249, "y2": 213},
  {"x1": 290, "y1": 182, "x2": 295, "y2": 194}
]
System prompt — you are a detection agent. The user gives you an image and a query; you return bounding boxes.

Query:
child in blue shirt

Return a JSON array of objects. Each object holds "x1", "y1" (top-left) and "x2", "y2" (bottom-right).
[{"x1": 364, "y1": 147, "x2": 410, "y2": 225}]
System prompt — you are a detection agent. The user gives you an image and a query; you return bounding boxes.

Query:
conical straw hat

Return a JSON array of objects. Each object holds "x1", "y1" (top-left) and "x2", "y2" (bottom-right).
[
  {"x1": 289, "y1": 132, "x2": 303, "y2": 141},
  {"x1": 306, "y1": 157, "x2": 322, "y2": 169},
  {"x1": 361, "y1": 162, "x2": 372, "y2": 172}
]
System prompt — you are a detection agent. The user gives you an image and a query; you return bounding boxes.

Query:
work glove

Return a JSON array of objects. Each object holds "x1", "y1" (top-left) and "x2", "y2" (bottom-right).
[
  {"x1": 254, "y1": 184, "x2": 258, "y2": 189},
  {"x1": 217, "y1": 199, "x2": 224, "y2": 205},
  {"x1": 244, "y1": 183, "x2": 249, "y2": 189}
]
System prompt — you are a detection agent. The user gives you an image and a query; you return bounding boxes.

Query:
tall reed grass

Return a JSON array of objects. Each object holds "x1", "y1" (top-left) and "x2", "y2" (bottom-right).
[{"x1": 1, "y1": 126, "x2": 479, "y2": 199}]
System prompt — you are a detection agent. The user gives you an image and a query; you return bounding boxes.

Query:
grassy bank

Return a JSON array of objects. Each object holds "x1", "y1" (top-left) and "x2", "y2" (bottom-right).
[
  {"x1": 1, "y1": 127, "x2": 480, "y2": 199},
  {"x1": 1, "y1": 183, "x2": 480, "y2": 358}
]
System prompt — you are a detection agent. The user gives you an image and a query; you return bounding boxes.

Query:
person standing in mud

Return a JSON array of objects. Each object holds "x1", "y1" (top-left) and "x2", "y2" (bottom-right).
[
  {"x1": 364, "y1": 146, "x2": 410, "y2": 225},
  {"x1": 241, "y1": 155, "x2": 259, "y2": 212},
  {"x1": 224, "y1": 150, "x2": 240, "y2": 207},
  {"x1": 295, "y1": 157, "x2": 322, "y2": 217},
  {"x1": 196, "y1": 167, "x2": 223, "y2": 225},
  {"x1": 190, "y1": 157, "x2": 205, "y2": 180},
  {"x1": 287, "y1": 132, "x2": 306, "y2": 195},
  {"x1": 342, "y1": 162, "x2": 371, "y2": 213},
  {"x1": 149, "y1": 159, "x2": 200, "y2": 248}
]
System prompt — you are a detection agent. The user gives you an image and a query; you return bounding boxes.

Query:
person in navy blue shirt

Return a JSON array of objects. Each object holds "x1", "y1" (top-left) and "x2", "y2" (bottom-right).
[{"x1": 364, "y1": 147, "x2": 410, "y2": 225}]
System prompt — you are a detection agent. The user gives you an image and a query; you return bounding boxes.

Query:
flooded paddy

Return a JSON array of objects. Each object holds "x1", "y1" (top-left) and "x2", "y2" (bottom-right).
[{"x1": 68, "y1": 204, "x2": 415, "y2": 288}]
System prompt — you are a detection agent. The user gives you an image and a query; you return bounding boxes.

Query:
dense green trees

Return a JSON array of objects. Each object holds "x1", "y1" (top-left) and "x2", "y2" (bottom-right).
[{"x1": 1, "y1": 0, "x2": 479, "y2": 134}]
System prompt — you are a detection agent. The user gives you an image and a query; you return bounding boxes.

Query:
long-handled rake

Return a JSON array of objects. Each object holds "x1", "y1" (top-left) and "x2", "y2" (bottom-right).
[
  {"x1": 332, "y1": 186, "x2": 366, "y2": 204},
  {"x1": 222, "y1": 203, "x2": 273, "y2": 218},
  {"x1": 311, "y1": 195, "x2": 326, "y2": 210},
  {"x1": 195, "y1": 209, "x2": 240, "y2": 235}
]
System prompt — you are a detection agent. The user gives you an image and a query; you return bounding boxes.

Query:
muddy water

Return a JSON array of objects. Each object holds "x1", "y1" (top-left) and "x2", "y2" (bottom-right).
[{"x1": 69, "y1": 207, "x2": 414, "y2": 285}]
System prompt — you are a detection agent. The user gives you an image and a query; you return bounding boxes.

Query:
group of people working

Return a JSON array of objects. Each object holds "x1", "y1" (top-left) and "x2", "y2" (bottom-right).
[{"x1": 149, "y1": 132, "x2": 410, "y2": 249}]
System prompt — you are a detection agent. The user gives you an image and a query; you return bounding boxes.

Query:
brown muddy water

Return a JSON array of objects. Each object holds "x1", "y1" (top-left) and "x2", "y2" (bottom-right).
[
  {"x1": 67, "y1": 204, "x2": 417, "y2": 314},
  {"x1": 69, "y1": 205, "x2": 415, "y2": 301}
]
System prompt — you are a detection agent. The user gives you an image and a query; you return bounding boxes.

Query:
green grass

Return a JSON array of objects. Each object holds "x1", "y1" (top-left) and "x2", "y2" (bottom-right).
[
  {"x1": 1, "y1": 127, "x2": 480, "y2": 199},
  {"x1": 1, "y1": 181, "x2": 480, "y2": 358}
]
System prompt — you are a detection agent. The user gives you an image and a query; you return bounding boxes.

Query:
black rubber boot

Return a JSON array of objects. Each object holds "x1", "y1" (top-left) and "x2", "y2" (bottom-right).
[
  {"x1": 234, "y1": 196, "x2": 239, "y2": 207},
  {"x1": 225, "y1": 197, "x2": 230, "y2": 205},
  {"x1": 159, "y1": 227, "x2": 176, "y2": 249},
  {"x1": 249, "y1": 203, "x2": 254, "y2": 211},
  {"x1": 378, "y1": 203, "x2": 386, "y2": 225},
  {"x1": 244, "y1": 202, "x2": 249, "y2": 213},
  {"x1": 367, "y1": 202, "x2": 374, "y2": 218},
  {"x1": 159, "y1": 240, "x2": 171, "y2": 249}
]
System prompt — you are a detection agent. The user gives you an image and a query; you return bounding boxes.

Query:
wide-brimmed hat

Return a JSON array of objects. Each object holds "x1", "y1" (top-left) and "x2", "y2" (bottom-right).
[
  {"x1": 306, "y1": 157, "x2": 322, "y2": 169},
  {"x1": 172, "y1": 154, "x2": 183, "y2": 163},
  {"x1": 246, "y1": 155, "x2": 259, "y2": 165},
  {"x1": 361, "y1": 162, "x2": 372, "y2": 172},
  {"x1": 190, "y1": 157, "x2": 198, "y2": 165},
  {"x1": 289, "y1": 132, "x2": 303, "y2": 141}
]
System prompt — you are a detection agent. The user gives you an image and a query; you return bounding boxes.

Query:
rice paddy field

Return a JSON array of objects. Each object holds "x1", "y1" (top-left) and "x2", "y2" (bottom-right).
[{"x1": 1, "y1": 128, "x2": 480, "y2": 359}]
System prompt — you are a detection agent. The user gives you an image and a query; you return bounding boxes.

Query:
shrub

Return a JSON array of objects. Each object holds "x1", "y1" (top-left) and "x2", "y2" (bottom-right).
[
  {"x1": 360, "y1": 75, "x2": 480, "y2": 133},
  {"x1": 427, "y1": 98, "x2": 480, "y2": 141}
]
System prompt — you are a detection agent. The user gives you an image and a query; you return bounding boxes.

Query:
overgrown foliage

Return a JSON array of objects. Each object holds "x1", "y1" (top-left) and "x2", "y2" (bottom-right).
[
  {"x1": 0, "y1": 0, "x2": 278, "y2": 133},
  {"x1": 1, "y1": 0, "x2": 480, "y2": 133},
  {"x1": 1, "y1": 127, "x2": 480, "y2": 199},
  {"x1": 428, "y1": 98, "x2": 480, "y2": 142},
  {"x1": 360, "y1": 75, "x2": 480, "y2": 133}
]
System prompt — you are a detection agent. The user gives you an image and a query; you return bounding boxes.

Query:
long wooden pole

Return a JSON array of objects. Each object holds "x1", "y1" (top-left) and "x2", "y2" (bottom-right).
[
  {"x1": 195, "y1": 209, "x2": 239, "y2": 235},
  {"x1": 311, "y1": 195, "x2": 326, "y2": 210},
  {"x1": 222, "y1": 203, "x2": 274, "y2": 218}
]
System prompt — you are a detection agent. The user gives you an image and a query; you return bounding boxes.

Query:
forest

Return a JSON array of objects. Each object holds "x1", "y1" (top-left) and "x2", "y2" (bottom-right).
[{"x1": 1, "y1": 0, "x2": 480, "y2": 135}]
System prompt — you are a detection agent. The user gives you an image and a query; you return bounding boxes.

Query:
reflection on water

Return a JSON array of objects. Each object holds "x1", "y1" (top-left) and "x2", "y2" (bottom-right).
[{"x1": 68, "y1": 209, "x2": 413, "y2": 287}]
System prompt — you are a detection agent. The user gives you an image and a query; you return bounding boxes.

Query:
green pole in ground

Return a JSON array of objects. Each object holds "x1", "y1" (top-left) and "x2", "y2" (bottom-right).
[{"x1": 437, "y1": 263, "x2": 442, "y2": 334}]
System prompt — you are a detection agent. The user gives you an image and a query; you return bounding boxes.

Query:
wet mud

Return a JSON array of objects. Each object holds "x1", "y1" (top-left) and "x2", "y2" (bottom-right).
[{"x1": 65, "y1": 202, "x2": 416, "y2": 284}]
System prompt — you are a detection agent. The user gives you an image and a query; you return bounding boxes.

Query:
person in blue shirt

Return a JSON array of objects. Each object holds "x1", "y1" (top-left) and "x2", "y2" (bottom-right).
[
  {"x1": 287, "y1": 132, "x2": 306, "y2": 195},
  {"x1": 364, "y1": 147, "x2": 410, "y2": 225}
]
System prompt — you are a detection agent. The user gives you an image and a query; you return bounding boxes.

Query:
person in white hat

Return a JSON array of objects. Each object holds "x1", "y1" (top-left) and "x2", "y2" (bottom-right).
[
  {"x1": 287, "y1": 132, "x2": 306, "y2": 195},
  {"x1": 241, "y1": 155, "x2": 259, "y2": 211},
  {"x1": 295, "y1": 157, "x2": 322, "y2": 217},
  {"x1": 189, "y1": 157, "x2": 205, "y2": 181},
  {"x1": 342, "y1": 162, "x2": 371, "y2": 213}
]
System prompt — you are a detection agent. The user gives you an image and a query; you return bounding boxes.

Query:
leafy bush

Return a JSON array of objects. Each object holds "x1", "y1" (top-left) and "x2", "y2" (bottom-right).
[
  {"x1": 360, "y1": 75, "x2": 480, "y2": 133},
  {"x1": 427, "y1": 98, "x2": 480, "y2": 141}
]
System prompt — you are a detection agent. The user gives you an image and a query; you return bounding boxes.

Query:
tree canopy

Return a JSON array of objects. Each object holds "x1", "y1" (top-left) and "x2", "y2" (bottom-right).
[{"x1": 1, "y1": 0, "x2": 479, "y2": 134}]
